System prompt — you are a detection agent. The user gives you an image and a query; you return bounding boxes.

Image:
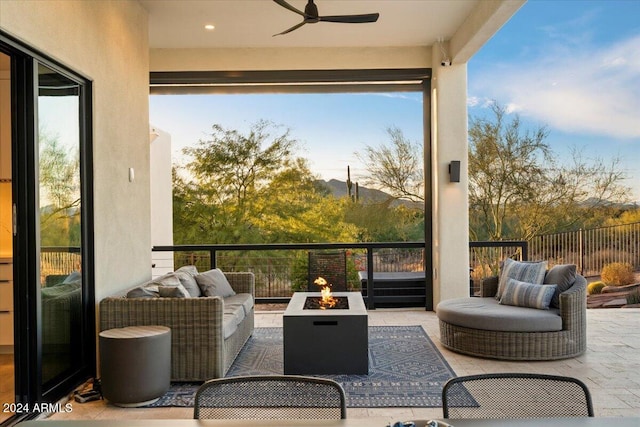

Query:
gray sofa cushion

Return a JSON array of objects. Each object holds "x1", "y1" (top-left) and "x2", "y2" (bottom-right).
[
  {"x1": 544, "y1": 264, "x2": 577, "y2": 308},
  {"x1": 126, "y1": 286, "x2": 159, "y2": 299},
  {"x1": 437, "y1": 297, "x2": 562, "y2": 332},
  {"x1": 224, "y1": 293, "x2": 254, "y2": 316},
  {"x1": 196, "y1": 269, "x2": 236, "y2": 297},
  {"x1": 222, "y1": 301, "x2": 246, "y2": 340},
  {"x1": 158, "y1": 284, "x2": 190, "y2": 298},
  {"x1": 174, "y1": 270, "x2": 201, "y2": 297},
  {"x1": 222, "y1": 315, "x2": 238, "y2": 339}
]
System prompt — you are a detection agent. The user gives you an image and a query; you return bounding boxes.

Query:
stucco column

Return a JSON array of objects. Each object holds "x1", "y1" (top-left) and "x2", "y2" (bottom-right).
[{"x1": 430, "y1": 57, "x2": 470, "y2": 306}]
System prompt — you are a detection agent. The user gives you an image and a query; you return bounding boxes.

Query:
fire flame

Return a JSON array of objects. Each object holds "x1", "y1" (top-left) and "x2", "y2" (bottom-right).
[{"x1": 314, "y1": 277, "x2": 337, "y2": 309}]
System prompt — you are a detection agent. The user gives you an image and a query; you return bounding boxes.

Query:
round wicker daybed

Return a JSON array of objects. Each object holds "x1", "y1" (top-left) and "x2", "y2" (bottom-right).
[{"x1": 436, "y1": 275, "x2": 587, "y2": 361}]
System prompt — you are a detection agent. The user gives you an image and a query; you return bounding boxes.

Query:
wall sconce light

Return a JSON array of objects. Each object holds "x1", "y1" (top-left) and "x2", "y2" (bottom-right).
[{"x1": 449, "y1": 161, "x2": 461, "y2": 183}]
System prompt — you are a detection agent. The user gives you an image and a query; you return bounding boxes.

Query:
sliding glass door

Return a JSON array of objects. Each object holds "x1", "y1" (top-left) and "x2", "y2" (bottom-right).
[
  {"x1": 37, "y1": 63, "x2": 85, "y2": 389},
  {"x1": 0, "y1": 33, "x2": 94, "y2": 424}
]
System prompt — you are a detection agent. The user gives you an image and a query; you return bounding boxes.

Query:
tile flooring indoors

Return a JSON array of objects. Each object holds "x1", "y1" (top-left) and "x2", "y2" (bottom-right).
[{"x1": 39, "y1": 307, "x2": 640, "y2": 421}]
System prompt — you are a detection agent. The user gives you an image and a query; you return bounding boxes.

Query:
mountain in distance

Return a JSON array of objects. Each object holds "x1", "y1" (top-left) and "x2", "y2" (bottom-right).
[{"x1": 317, "y1": 179, "x2": 423, "y2": 209}]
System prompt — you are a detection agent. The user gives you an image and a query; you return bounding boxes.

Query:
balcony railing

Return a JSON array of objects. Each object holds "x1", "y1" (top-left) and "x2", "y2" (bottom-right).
[
  {"x1": 529, "y1": 222, "x2": 640, "y2": 276},
  {"x1": 468, "y1": 240, "x2": 528, "y2": 295},
  {"x1": 44, "y1": 223, "x2": 640, "y2": 307},
  {"x1": 153, "y1": 242, "x2": 426, "y2": 309}
]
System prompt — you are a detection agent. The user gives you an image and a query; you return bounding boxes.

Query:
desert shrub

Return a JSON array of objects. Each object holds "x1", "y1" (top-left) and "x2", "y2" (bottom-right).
[
  {"x1": 627, "y1": 289, "x2": 640, "y2": 305},
  {"x1": 587, "y1": 281, "x2": 606, "y2": 295},
  {"x1": 600, "y1": 262, "x2": 636, "y2": 286}
]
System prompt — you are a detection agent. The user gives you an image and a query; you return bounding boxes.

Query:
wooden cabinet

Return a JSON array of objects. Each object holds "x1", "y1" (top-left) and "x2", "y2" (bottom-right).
[
  {"x1": 0, "y1": 258, "x2": 13, "y2": 347},
  {"x1": 0, "y1": 77, "x2": 10, "y2": 181}
]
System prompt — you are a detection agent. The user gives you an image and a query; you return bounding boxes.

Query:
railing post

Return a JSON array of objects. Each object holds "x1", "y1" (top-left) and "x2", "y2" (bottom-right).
[
  {"x1": 366, "y1": 248, "x2": 375, "y2": 310},
  {"x1": 579, "y1": 228, "x2": 584, "y2": 275},
  {"x1": 210, "y1": 250, "x2": 217, "y2": 269}
]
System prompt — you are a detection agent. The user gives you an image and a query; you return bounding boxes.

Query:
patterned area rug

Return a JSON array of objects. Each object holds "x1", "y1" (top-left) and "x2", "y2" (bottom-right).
[{"x1": 148, "y1": 325, "x2": 458, "y2": 408}]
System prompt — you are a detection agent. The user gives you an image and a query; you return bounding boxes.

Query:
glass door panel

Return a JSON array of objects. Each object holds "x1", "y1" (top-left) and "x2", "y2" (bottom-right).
[
  {"x1": 36, "y1": 63, "x2": 83, "y2": 387},
  {"x1": 0, "y1": 50, "x2": 14, "y2": 425}
]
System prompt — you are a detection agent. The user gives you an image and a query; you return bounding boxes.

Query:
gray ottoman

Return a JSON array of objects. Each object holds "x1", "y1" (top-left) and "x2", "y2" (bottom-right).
[{"x1": 99, "y1": 325, "x2": 171, "y2": 407}]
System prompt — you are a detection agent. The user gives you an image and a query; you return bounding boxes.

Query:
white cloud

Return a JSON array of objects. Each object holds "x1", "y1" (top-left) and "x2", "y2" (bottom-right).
[{"x1": 469, "y1": 34, "x2": 640, "y2": 139}]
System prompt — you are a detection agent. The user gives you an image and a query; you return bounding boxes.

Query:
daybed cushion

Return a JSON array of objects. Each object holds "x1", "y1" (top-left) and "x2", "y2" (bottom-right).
[
  {"x1": 196, "y1": 269, "x2": 236, "y2": 297},
  {"x1": 544, "y1": 264, "x2": 577, "y2": 308},
  {"x1": 497, "y1": 258, "x2": 547, "y2": 299},
  {"x1": 437, "y1": 297, "x2": 562, "y2": 332}
]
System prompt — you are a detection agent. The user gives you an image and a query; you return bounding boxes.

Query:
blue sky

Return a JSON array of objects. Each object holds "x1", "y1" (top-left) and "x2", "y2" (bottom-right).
[
  {"x1": 150, "y1": 0, "x2": 640, "y2": 200},
  {"x1": 468, "y1": 0, "x2": 640, "y2": 200},
  {"x1": 149, "y1": 91, "x2": 423, "y2": 184}
]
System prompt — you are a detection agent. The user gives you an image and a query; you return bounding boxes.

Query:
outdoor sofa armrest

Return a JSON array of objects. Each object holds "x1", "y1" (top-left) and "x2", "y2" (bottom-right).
[
  {"x1": 225, "y1": 271, "x2": 255, "y2": 296},
  {"x1": 99, "y1": 296, "x2": 226, "y2": 380},
  {"x1": 480, "y1": 276, "x2": 499, "y2": 297}
]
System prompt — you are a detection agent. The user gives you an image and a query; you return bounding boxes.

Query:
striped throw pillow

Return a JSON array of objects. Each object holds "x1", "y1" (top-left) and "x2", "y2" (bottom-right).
[
  {"x1": 496, "y1": 257, "x2": 548, "y2": 299},
  {"x1": 500, "y1": 278, "x2": 557, "y2": 310}
]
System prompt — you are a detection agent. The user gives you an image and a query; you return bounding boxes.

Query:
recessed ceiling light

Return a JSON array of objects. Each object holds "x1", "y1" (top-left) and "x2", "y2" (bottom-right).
[{"x1": 204, "y1": 24, "x2": 215, "y2": 31}]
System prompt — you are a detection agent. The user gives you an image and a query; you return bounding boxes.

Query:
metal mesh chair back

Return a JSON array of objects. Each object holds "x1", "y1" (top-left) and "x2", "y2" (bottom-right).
[
  {"x1": 308, "y1": 251, "x2": 347, "y2": 291},
  {"x1": 442, "y1": 373, "x2": 594, "y2": 418},
  {"x1": 193, "y1": 375, "x2": 347, "y2": 419}
]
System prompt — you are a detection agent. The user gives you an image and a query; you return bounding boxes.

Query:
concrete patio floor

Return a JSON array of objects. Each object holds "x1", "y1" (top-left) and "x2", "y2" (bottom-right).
[{"x1": 49, "y1": 307, "x2": 640, "y2": 421}]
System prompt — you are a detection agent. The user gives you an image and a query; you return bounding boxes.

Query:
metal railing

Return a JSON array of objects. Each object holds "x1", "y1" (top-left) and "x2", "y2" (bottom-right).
[
  {"x1": 41, "y1": 246, "x2": 81, "y2": 286},
  {"x1": 529, "y1": 222, "x2": 640, "y2": 276},
  {"x1": 153, "y1": 242, "x2": 427, "y2": 309},
  {"x1": 468, "y1": 240, "x2": 528, "y2": 295}
]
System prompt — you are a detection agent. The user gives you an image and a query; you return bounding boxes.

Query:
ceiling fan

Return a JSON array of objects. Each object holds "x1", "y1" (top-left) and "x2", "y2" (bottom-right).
[{"x1": 273, "y1": 0, "x2": 380, "y2": 36}]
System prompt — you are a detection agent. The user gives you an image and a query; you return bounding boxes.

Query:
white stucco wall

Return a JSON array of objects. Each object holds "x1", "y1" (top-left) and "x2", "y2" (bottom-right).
[
  {"x1": 150, "y1": 126, "x2": 174, "y2": 278},
  {"x1": 0, "y1": 0, "x2": 151, "y2": 301}
]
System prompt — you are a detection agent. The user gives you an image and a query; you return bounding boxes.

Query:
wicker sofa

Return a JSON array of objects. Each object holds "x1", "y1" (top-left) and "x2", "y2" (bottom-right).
[
  {"x1": 436, "y1": 268, "x2": 587, "y2": 361},
  {"x1": 99, "y1": 271, "x2": 254, "y2": 381}
]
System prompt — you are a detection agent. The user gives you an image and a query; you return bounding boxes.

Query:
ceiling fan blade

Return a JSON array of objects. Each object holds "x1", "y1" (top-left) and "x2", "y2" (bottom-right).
[
  {"x1": 273, "y1": 0, "x2": 307, "y2": 17},
  {"x1": 273, "y1": 20, "x2": 307, "y2": 36},
  {"x1": 319, "y1": 13, "x2": 380, "y2": 24}
]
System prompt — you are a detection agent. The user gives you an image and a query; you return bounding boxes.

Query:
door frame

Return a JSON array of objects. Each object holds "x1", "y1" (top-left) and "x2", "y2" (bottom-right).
[{"x1": 0, "y1": 30, "x2": 95, "y2": 422}]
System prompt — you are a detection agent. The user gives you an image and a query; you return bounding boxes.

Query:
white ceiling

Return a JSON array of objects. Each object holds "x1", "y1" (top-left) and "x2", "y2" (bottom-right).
[{"x1": 140, "y1": 0, "x2": 480, "y2": 49}]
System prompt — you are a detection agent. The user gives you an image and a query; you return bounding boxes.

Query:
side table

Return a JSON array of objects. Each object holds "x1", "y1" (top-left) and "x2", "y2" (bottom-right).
[{"x1": 99, "y1": 325, "x2": 171, "y2": 406}]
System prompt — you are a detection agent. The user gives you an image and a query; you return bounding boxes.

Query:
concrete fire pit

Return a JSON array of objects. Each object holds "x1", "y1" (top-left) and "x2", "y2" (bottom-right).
[{"x1": 283, "y1": 292, "x2": 368, "y2": 375}]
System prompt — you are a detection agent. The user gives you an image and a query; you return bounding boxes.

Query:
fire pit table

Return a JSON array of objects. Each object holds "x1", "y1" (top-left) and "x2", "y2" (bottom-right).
[{"x1": 283, "y1": 291, "x2": 368, "y2": 375}]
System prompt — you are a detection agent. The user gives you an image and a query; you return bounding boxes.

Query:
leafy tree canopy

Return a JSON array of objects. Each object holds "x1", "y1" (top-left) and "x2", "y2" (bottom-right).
[
  {"x1": 469, "y1": 102, "x2": 632, "y2": 241},
  {"x1": 173, "y1": 121, "x2": 360, "y2": 244},
  {"x1": 355, "y1": 126, "x2": 424, "y2": 203}
]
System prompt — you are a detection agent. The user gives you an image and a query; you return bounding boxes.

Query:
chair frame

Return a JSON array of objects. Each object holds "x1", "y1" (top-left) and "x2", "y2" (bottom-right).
[
  {"x1": 308, "y1": 250, "x2": 348, "y2": 292},
  {"x1": 193, "y1": 374, "x2": 347, "y2": 420},
  {"x1": 442, "y1": 373, "x2": 594, "y2": 418}
]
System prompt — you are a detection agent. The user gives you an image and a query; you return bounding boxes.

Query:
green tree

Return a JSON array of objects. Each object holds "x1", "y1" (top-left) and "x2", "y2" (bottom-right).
[
  {"x1": 343, "y1": 200, "x2": 423, "y2": 242},
  {"x1": 39, "y1": 130, "x2": 81, "y2": 246},
  {"x1": 173, "y1": 121, "x2": 358, "y2": 244},
  {"x1": 469, "y1": 103, "x2": 631, "y2": 241},
  {"x1": 355, "y1": 126, "x2": 424, "y2": 202}
]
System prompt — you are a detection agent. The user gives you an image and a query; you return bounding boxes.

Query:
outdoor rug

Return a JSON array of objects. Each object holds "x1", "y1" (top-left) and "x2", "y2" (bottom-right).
[{"x1": 148, "y1": 325, "x2": 459, "y2": 408}]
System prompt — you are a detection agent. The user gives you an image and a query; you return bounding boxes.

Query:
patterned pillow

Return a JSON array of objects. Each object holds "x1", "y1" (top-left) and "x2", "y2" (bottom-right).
[
  {"x1": 496, "y1": 258, "x2": 547, "y2": 300},
  {"x1": 500, "y1": 278, "x2": 557, "y2": 310}
]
